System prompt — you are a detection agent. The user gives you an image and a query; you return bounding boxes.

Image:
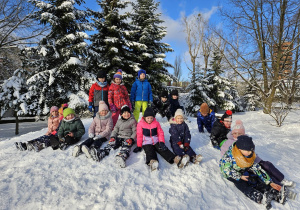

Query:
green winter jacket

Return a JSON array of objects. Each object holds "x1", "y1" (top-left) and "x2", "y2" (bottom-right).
[{"x1": 58, "y1": 117, "x2": 85, "y2": 140}]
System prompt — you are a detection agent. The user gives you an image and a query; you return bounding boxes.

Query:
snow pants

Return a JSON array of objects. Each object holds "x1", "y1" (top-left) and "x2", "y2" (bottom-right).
[
  {"x1": 133, "y1": 101, "x2": 148, "y2": 122},
  {"x1": 259, "y1": 160, "x2": 284, "y2": 185},
  {"x1": 93, "y1": 106, "x2": 99, "y2": 118},
  {"x1": 101, "y1": 137, "x2": 133, "y2": 160},
  {"x1": 142, "y1": 143, "x2": 176, "y2": 165},
  {"x1": 80, "y1": 137, "x2": 107, "y2": 149},
  {"x1": 112, "y1": 110, "x2": 121, "y2": 127},
  {"x1": 170, "y1": 141, "x2": 196, "y2": 158},
  {"x1": 28, "y1": 135, "x2": 51, "y2": 147},
  {"x1": 49, "y1": 135, "x2": 79, "y2": 149}
]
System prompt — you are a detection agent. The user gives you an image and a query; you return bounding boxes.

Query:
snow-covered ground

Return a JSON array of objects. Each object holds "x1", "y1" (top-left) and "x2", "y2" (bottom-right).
[{"x1": 0, "y1": 110, "x2": 299, "y2": 210}]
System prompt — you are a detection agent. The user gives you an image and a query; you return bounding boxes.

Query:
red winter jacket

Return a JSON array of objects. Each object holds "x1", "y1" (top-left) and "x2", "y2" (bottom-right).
[
  {"x1": 136, "y1": 117, "x2": 165, "y2": 147},
  {"x1": 89, "y1": 82, "x2": 110, "y2": 106},
  {"x1": 108, "y1": 82, "x2": 132, "y2": 110}
]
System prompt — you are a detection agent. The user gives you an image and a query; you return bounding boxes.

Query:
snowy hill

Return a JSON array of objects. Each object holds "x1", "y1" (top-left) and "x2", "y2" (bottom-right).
[{"x1": 1, "y1": 110, "x2": 299, "y2": 210}]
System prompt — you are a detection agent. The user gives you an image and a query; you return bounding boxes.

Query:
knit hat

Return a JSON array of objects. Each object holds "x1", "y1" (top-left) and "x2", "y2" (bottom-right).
[
  {"x1": 200, "y1": 103, "x2": 209, "y2": 115},
  {"x1": 50, "y1": 106, "x2": 58, "y2": 113},
  {"x1": 221, "y1": 110, "x2": 232, "y2": 121},
  {"x1": 97, "y1": 70, "x2": 107, "y2": 81},
  {"x1": 63, "y1": 108, "x2": 75, "y2": 118},
  {"x1": 98, "y1": 101, "x2": 109, "y2": 112},
  {"x1": 58, "y1": 103, "x2": 68, "y2": 115},
  {"x1": 160, "y1": 90, "x2": 168, "y2": 98},
  {"x1": 232, "y1": 120, "x2": 245, "y2": 135},
  {"x1": 236, "y1": 135, "x2": 255, "y2": 151},
  {"x1": 138, "y1": 69, "x2": 146, "y2": 78},
  {"x1": 171, "y1": 89, "x2": 178, "y2": 96},
  {"x1": 143, "y1": 107, "x2": 155, "y2": 118},
  {"x1": 113, "y1": 69, "x2": 123, "y2": 80},
  {"x1": 120, "y1": 105, "x2": 131, "y2": 115},
  {"x1": 174, "y1": 109, "x2": 184, "y2": 119}
]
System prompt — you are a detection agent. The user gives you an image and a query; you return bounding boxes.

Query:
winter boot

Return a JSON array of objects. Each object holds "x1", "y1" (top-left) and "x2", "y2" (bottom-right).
[
  {"x1": 59, "y1": 142, "x2": 68, "y2": 150},
  {"x1": 262, "y1": 191, "x2": 274, "y2": 209},
  {"x1": 15, "y1": 142, "x2": 26, "y2": 151},
  {"x1": 275, "y1": 186, "x2": 288, "y2": 204},
  {"x1": 26, "y1": 142, "x2": 34, "y2": 151},
  {"x1": 149, "y1": 159, "x2": 159, "y2": 171},
  {"x1": 174, "y1": 156, "x2": 182, "y2": 165},
  {"x1": 287, "y1": 189, "x2": 297, "y2": 200},
  {"x1": 177, "y1": 154, "x2": 190, "y2": 168},
  {"x1": 32, "y1": 142, "x2": 45, "y2": 152},
  {"x1": 90, "y1": 148, "x2": 106, "y2": 162},
  {"x1": 115, "y1": 154, "x2": 126, "y2": 168},
  {"x1": 281, "y1": 179, "x2": 295, "y2": 188},
  {"x1": 72, "y1": 145, "x2": 81, "y2": 157},
  {"x1": 82, "y1": 145, "x2": 92, "y2": 159},
  {"x1": 192, "y1": 154, "x2": 203, "y2": 164}
]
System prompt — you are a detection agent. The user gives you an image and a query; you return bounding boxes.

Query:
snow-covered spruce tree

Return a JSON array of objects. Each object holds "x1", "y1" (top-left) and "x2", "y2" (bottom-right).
[
  {"x1": 130, "y1": 0, "x2": 173, "y2": 94},
  {"x1": 87, "y1": 0, "x2": 137, "y2": 87},
  {"x1": 242, "y1": 77, "x2": 259, "y2": 111},
  {"x1": 24, "y1": 0, "x2": 94, "y2": 115}
]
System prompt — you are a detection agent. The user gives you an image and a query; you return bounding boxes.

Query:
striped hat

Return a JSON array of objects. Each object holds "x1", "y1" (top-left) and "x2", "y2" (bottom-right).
[{"x1": 113, "y1": 69, "x2": 123, "y2": 79}]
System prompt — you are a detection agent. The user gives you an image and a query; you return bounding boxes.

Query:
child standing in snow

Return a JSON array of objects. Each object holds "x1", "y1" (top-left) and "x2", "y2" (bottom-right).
[
  {"x1": 169, "y1": 109, "x2": 203, "y2": 167},
  {"x1": 133, "y1": 107, "x2": 180, "y2": 171},
  {"x1": 72, "y1": 101, "x2": 113, "y2": 158},
  {"x1": 220, "y1": 135, "x2": 288, "y2": 209},
  {"x1": 15, "y1": 106, "x2": 61, "y2": 152},
  {"x1": 151, "y1": 90, "x2": 171, "y2": 120},
  {"x1": 210, "y1": 110, "x2": 232, "y2": 149},
  {"x1": 220, "y1": 120, "x2": 296, "y2": 199},
  {"x1": 169, "y1": 89, "x2": 184, "y2": 118},
  {"x1": 197, "y1": 103, "x2": 215, "y2": 133},
  {"x1": 108, "y1": 69, "x2": 132, "y2": 126},
  {"x1": 130, "y1": 69, "x2": 153, "y2": 122},
  {"x1": 88, "y1": 105, "x2": 137, "y2": 168},
  {"x1": 88, "y1": 70, "x2": 110, "y2": 117},
  {"x1": 50, "y1": 108, "x2": 85, "y2": 150}
]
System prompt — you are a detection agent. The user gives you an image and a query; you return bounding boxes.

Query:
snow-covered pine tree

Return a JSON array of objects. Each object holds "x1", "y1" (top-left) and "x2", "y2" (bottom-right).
[
  {"x1": 131, "y1": 0, "x2": 173, "y2": 94},
  {"x1": 23, "y1": 0, "x2": 94, "y2": 115},
  {"x1": 242, "y1": 77, "x2": 259, "y2": 111},
  {"x1": 87, "y1": 0, "x2": 137, "y2": 86}
]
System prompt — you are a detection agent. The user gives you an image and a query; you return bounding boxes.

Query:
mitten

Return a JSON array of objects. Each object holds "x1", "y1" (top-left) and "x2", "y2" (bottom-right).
[
  {"x1": 88, "y1": 106, "x2": 93, "y2": 112},
  {"x1": 89, "y1": 133, "x2": 94, "y2": 138},
  {"x1": 133, "y1": 147, "x2": 142, "y2": 153},
  {"x1": 93, "y1": 135, "x2": 101, "y2": 140},
  {"x1": 51, "y1": 130, "x2": 57, "y2": 135},
  {"x1": 177, "y1": 141, "x2": 184, "y2": 149},
  {"x1": 109, "y1": 138, "x2": 115, "y2": 143},
  {"x1": 125, "y1": 138, "x2": 133, "y2": 146},
  {"x1": 110, "y1": 104, "x2": 117, "y2": 113},
  {"x1": 158, "y1": 142, "x2": 168, "y2": 151},
  {"x1": 184, "y1": 143, "x2": 190, "y2": 151}
]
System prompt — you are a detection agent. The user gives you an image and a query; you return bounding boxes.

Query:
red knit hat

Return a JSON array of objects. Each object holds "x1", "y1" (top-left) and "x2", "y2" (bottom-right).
[{"x1": 221, "y1": 110, "x2": 232, "y2": 121}]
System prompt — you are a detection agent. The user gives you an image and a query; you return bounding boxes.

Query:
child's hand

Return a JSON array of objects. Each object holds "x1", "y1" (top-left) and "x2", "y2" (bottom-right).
[
  {"x1": 133, "y1": 147, "x2": 142, "y2": 153},
  {"x1": 270, "y1": 182, "x2": 281, "y2": 191},
  {"x1": 241, "y1": 176, "x2": 249, "y2": 181},
  {"x1": 67, "y1": 132, "x2": 74, "y2": 137}
]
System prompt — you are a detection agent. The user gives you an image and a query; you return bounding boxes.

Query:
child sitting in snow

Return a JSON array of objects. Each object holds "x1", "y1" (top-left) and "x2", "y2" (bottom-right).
[
  {"x1": 220, "y1": 120, "x2": 296, "y2": 200},
  {"x1": 169, "y1": 109, "x2": 203, "y2": 167},
  {"x1": 169, "y1": 89, "x2": 184, "y2": 118},
  {"x1": 88, "y1": 70, "x2": 110, "y2": 117},
  {"x1": 210, "y1": 110, "x2": 232, "y2": 149},
  {"x1": 133, "y1": 107, "x2": 181, "y2": 171},
  {"x1": 88, "y1": 105, "x2": 137, "y2": 168},
  {"x1": 15, "y1": 106, "x2": 61, "y2": 152},
  {"x1": 130, "y1": 69, "x2": 153, "y2": 122},
  {"x1": 197, "y1": 103, "x2": 215, "y2": 133},
  {"x1": 50, "y1": 108, "x2": 85, "y2": 150},
  {"x1": 220, "y1": 135, "x2": 288, "y2": 209},
  {"x1": 72, "y1": 101, "x2": 113, "y2": 158},
  {"x1": 108, "y1": 69, "x2": 132, "y2": 126},
  {"x1": 151, "y1": 90, "x2": 171, "y2": 120}
]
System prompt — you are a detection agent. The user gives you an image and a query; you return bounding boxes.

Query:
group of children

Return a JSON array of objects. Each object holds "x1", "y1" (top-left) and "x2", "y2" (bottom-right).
[{"x1": 14, "y1": 68, "x2": 296, "y2": 208}]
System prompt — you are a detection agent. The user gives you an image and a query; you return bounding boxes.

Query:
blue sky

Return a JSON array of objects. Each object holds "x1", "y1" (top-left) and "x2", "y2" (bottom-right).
[{"x1": 83, "y1": 0, "x2": 222, "y2": 80}]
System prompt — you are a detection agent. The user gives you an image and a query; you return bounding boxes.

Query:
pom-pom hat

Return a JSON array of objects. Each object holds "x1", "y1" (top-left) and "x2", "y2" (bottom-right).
[
  {"x1": 113, "y1": 69, "x2": 123, "y2": 80},
  {"x1": 99, "y1": 101, "x2": 109, "y2": 112},
  {"x1": 221, "y1": 110, "x2": 232, "y2": 121}
]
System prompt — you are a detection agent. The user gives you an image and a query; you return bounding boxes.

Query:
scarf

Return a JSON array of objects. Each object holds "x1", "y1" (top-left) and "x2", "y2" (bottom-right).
[
  {"x1": 232, "y1": 145, "x2": 256, "y2": 168},
  {"x1": 97, "y1": 81, "x2": 107, "y2": 87}
]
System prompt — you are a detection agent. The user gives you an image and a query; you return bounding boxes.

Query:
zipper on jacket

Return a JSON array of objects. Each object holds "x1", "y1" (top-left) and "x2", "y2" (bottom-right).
[{"x1": 142, "y1": 81, "x2": 144, "y2": 101}]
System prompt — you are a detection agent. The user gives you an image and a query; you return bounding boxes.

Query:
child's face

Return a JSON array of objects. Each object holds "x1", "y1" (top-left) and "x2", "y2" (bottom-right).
[
  {"x1": 239, "y1": 149, "x2": 253, "y2": 157},
  {"x1": 139, "y1": 73, "x2": 145, "y2": 80},
  {"x1": 232, "y1": 131, "x2": 243, "y2": 140},
  {"x1": 172, "y1": 95, "x2": 178, "y2": 99},
  {"x1": 223, "y1": 118, "x2": 232, "y2": 128},
  {"x1": 161, "y1": 97, "x2": 167, "y2": 102},
  {"x1": 175, "y1": 116, "x2": 184, "y2": 124},
  {"x1": 114, "y1": 78, "x2": 122, "y2": 84},
  {"x1": 65, "y1": 113, "x2": 75, "y2": 120},
  {"x1": 99, "y1": 110, "x2": 108, "y2": 116},
  {"x1": 122, "y1": 111, "x2": 131, "y2": 119},
  {"x1": 145, "y1": 116, "x2": 154, "y2": 124},
  {"x1": 51, "y1": 111, "x2": 59, "y2": 117},
  {"x1": 98, "y1": 77, "x2": 105, "y2": 83}
]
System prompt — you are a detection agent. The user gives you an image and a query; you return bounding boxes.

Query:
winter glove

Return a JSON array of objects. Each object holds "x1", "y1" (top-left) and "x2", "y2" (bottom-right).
[
  {"x1": 133, "y1": 146, "x2": 142, "y2": 153},
  {"x1": 89, "y1": 133, "x2": 95, "y2": 138},
  {"x1": 158, "y1": 142, "x2": 168, "y2": 151},
  {"x1": 109, "y1": 138, "x2": 115, "y2": 143},
  {"x1": 88, "y1": 106, "x2": 93, "y2": 112},
  {"x1": 93, "y1": 135, "x2": 102, "y2": 140},
  {"x1": 110, "y1": 104, "x2": 117, "y2": 113},
  {"x1": 177, "y1": 142, "x2": 184, "y2": 149},
  {"x1": 184, "y1": 143, "x2": 190, "y2": 151},
  {"x1": 125, "y1": 138, "x2": 133, "y2": 146},
  {"x1": 51, "y1": 130, "x2": 57, "y2": 135}
]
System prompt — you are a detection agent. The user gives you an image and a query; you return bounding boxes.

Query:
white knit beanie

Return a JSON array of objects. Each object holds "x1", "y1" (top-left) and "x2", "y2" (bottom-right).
[
  {"x1": 174, "y1": 109, "x2": 184, "y2": 119},
  {"x1": 98, "y1": 101, "x2": 109, "y2": 112}
]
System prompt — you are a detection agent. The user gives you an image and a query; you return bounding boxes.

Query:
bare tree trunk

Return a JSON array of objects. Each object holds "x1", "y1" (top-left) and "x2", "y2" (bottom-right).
[{"x1": 15, "y1": 111, "x2": 19, "y2": 135}]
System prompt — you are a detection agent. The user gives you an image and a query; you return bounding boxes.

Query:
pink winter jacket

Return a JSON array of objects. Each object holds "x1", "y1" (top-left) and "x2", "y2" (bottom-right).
[
  {"x1": 46, "y1": 116, "x2": 60, "y2": 135},
  {"x1": 136, "y1": 117, "x2": 165, "y2": 147},
  {"x1": 88, "y1": 111, "x2": 113, "y2": 140}
]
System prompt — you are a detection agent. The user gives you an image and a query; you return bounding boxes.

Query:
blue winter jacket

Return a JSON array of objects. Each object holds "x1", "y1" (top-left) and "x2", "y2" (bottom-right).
[
  {"x1": 169, "y1": 122, "x2": 191, "y2": 146},
  {"x1": 130, "y1": 78, "x2": 153, "y2": 102},
  {"x1": 197, "y1": 110, "x2": 215, "y2": 133}
]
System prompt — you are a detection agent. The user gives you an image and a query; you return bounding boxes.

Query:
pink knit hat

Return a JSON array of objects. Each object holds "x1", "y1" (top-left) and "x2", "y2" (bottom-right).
[
  {"x1": 232, "y1": 119, "x2": 245, "y2": 135},
  {"x1": 98, "y1": 101, "x2": 109, "y2": 112},
  {"x1": 50, "y1": 106, "x2": 58, "y2": 113}
]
